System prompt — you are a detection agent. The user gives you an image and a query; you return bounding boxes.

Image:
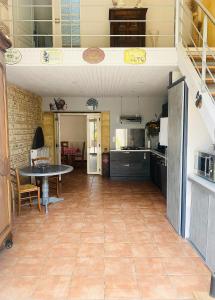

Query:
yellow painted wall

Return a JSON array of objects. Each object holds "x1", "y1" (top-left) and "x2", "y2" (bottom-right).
[
  {"x1": 101, "y1": 112, "x2": 110, "y2": 153},
  {"x1": 202, "y1": 0, "x2": 215, "y2": 46},
  {"x1": 42, "y1": 112, "x2": 55, "y2": 164}
]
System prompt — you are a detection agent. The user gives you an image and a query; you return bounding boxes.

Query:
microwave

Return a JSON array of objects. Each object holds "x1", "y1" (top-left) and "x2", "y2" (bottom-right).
[{"x1": 195, "y1": 151, "x2": 215, "y2": 182}]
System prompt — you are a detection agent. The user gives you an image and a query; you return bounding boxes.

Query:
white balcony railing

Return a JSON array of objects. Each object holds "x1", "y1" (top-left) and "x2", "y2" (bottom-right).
[{"x1": 2, "y1": 0, "x2": 176, "y2": 48}]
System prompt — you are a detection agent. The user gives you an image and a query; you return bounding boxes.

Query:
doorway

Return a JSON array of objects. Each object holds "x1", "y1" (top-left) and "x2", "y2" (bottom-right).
[{"x1": 55, "y1": 112, "x2": 101, "y2": 175}]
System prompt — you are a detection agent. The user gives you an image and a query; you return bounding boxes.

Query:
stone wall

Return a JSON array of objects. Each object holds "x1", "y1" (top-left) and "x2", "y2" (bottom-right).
[{"x1": 7, "y1": 85, "x2": 42, "y2": 169}]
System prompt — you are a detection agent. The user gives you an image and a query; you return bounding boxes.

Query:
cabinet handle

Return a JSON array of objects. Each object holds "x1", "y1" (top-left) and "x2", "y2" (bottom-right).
[
  {"x1": 123, "y1": 151, "x2": 130, "y2": 154},
  {"x1": 144, "y1": 153, "x2": 146, "y2": 159},
  {"x1": 123, "y1": 164, "x2": 130, "y2": 167}
]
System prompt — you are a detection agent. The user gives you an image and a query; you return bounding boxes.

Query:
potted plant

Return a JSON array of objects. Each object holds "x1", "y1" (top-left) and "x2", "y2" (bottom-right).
[{"x1": 145, "y1": 114, "x2": 160, "y2": 137}]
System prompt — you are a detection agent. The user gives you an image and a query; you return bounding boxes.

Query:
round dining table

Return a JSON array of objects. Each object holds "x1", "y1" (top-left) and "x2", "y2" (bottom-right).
[{"x1": 19, "y1": 164, "x2": 73, "y2": 214}]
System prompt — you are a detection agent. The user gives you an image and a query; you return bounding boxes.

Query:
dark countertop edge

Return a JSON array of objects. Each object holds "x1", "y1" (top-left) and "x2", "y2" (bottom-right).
[{"x1": 110, "y1": 149, "x2": 166, "y2": 159}]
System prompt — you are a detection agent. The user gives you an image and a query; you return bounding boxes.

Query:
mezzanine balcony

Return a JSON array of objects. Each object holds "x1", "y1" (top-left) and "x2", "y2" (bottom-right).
[{"x1": 1, "y1": 0, "x2": 178, "y2": 48}]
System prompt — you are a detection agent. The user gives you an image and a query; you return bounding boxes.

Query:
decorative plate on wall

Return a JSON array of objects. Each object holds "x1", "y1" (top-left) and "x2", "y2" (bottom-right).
[
  {"x1": 86, "y1": 98, "x2": 98, "y2": 110},
  {"x1": 5, "y1": 49, "x2": 22, "y2": 65},
  {"x1": 82, "y1": 48, "x2": 105, "y2": 64},
  {"x1": 124, "y1": 48, "x2": 146, "y2": 65},
  {"x1": 41, "y1": 49, "x2": 63, "y2": 65}
]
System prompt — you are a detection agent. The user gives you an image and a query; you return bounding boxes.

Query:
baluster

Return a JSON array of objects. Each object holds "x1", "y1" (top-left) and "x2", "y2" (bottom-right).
[
  {"x1": 175, "y1": 0, "x2": 182, "y2": 47},
  {"x1": 202, "y1": 15, "x2": 208, "y2": 88}
]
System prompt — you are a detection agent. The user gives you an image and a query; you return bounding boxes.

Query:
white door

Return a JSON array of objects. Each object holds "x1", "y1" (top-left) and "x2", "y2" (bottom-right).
[
  {"x1": 52, "y1": 0, "x2": 62, "y2": 47},
  {"x1": 52, "y1": 0, "x2": 81, "y2": 47},
  {"x1": 87, "y1": 114, "x2": 101, "y2": 175}
]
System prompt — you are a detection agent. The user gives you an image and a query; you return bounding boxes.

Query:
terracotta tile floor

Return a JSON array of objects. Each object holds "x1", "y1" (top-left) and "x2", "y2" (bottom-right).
[{"x1": 0, "y1": 170, "x2": 211, "y2": 300}]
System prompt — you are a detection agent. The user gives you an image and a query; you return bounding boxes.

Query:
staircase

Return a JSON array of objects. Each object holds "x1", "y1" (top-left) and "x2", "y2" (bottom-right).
[
  {"x1": 177, "y1": 0, "x2": 215, "y2": 141},
  {"x1": 191, "y1": 54, "x2": 215, "y2": 101}
]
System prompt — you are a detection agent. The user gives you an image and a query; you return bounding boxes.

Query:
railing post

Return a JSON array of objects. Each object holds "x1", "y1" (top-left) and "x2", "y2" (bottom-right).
[
  {"x1": 175, "y1": 0, "x2": 183, "y2": 47},
  {"x1": 202, "y1": 15, "x2": 208, "y2": 86}
]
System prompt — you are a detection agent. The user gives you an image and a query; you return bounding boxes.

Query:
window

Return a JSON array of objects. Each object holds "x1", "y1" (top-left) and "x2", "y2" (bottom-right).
[{"x1": 61, "y1": 0, "x2": 80, "y2": 47}]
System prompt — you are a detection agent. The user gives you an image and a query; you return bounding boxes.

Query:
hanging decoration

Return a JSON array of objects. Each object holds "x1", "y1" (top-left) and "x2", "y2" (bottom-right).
[
  {"x1": 49, "y1": 98, "x2": 67, "y2": 111},
  {"x1": 86, "y1": 98, "x2": 98, "y2": 111},
  {"x1": 145, "y1": 114, "x2": 160, "y2": 137},
  {"x1": 195, "y1": 91, "x2": 202, "y2": 109}
]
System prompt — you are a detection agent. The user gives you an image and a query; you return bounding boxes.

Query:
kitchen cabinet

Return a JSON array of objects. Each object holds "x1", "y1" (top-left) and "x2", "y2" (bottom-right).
[
  {"x1": 150, "y1": 152, "x2": 167, "y2": 198},
  {"x1": 189, "y1": 182, "x2": 209, "y2": 259},
  {"x1": 189, "y1": 180, "x2": 215, "y2": 271},
  {"x1": 155, "y1": 157, "x2": 162, "y2": 189},
  {"x1": 110, "y1": 151, "x2": 150, "y2": 179},
  {"x1": 162, "y1": 103, "x2": 168, "y2": 117},
  {"x1": 160, "y1": 162, "x2": 167, "y2": 198},
  {"x1": 207, "y1": 195, "x2": 215, "y2": 271},
  {"x1": 150, "y1": 153, "x2": 157, "y2": 183}
]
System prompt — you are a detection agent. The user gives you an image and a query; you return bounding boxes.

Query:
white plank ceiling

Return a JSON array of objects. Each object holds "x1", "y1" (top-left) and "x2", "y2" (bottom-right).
[{"x1": 6, "y1": 65, "x2": 176, "y2": 97}]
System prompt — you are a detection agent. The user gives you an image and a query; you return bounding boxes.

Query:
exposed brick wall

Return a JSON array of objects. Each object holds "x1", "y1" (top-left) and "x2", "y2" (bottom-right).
[{"x1": 7, "y1": 85, "x2": 42, "y2": 169}]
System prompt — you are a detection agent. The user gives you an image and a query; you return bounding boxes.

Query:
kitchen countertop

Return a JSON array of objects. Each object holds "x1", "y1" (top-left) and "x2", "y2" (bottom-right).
[
  {"x1": 151, "y1": 150, "x2": 166, "y2": 159},
  {"x1": 110, "y1": 149, "x2": 150, "y2": 152},
  {"x1": 110, "y1": 149, "x2": 166, "y2": 159},
  {"x1": 189, "y1": 173, "x2": 215, "y2": 194}
]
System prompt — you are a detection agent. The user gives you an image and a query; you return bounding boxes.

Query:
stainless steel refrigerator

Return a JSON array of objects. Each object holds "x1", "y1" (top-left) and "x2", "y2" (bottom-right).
[{"x1": 167, "y1": 76, "x2": 188, "y2": 238}]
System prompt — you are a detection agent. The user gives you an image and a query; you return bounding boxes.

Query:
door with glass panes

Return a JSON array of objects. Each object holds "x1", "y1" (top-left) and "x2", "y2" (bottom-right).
[
  {"x1": 53, "y1": 0, "x2": 80, "y2": 47},
  {"x1": 87, "y1": 115, "x2": 101, "y2": 175}
]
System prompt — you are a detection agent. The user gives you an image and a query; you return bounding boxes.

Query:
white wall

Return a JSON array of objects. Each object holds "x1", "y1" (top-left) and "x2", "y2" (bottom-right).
[
  {"x1": 177, "y1": 45, "x2": 215, "y2": 174},
  {"x1": 60, "y1": 115, "x2": 87, "y2": 159},
  {"x1": 187, "y1": 90, "x2": 213, "y2": 174},
  {"x1": 60, "y1": 115, "x2": 87, "y2": 142},
  {"x1": 177, "y1": 45, "x2": 214, "y2": 238},
  {"x1": 80, "y1": 0, "x2": 175, "y2": 47},
  {"x1": 43, "y1": 95, "x2": 167, "y2": 149}
]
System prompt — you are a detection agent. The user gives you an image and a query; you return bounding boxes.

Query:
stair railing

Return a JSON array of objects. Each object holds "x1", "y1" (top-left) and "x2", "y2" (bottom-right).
[{"x1": 178, "y1": 0, "x2": 215, "y2": 102}]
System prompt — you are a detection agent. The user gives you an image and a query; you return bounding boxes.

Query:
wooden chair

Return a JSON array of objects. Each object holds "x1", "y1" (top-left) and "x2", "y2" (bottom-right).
[
  {"x1": 73, "y1": 141, "x2": 86, "y2": 167},
  {"x1": 10, "y1": 168, "x2": 17, "y2": 216},
  {"x1": 11, "y1": 168, "x2": 41, "y2": 216},
  {"x1": 32, "y1": 157, "x2": 59, "y2": 197},
  {"x1": 61, "y1": 141, "x2": 69, "y2": 148},
  {"x1": 61, "y1": 141, "x2": 69, "y2": 164}
]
